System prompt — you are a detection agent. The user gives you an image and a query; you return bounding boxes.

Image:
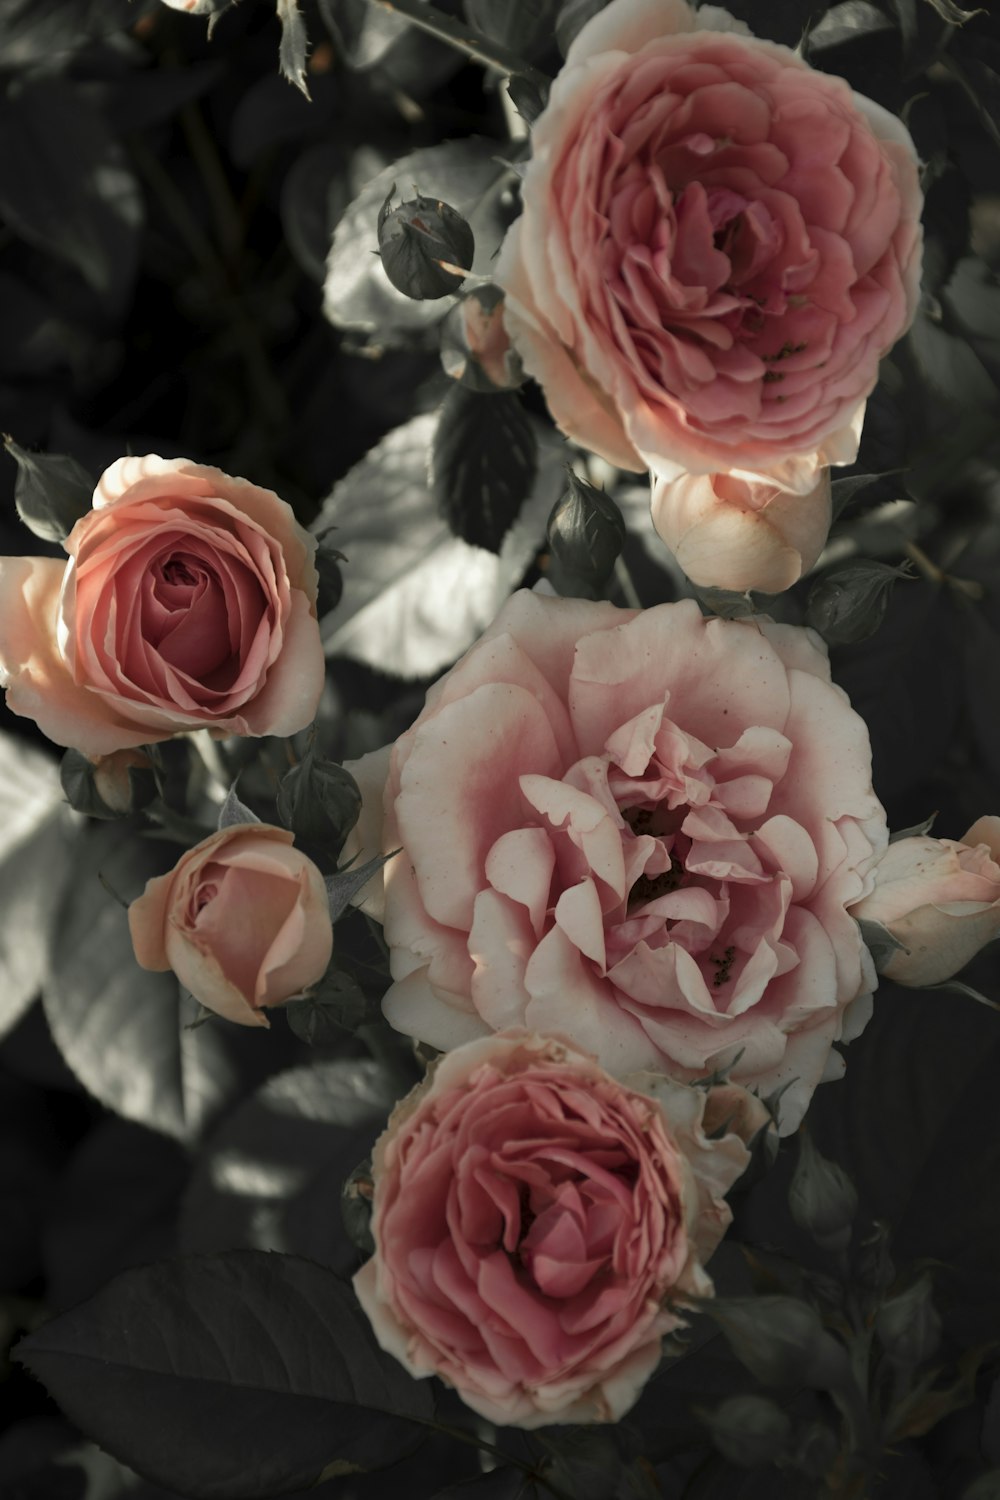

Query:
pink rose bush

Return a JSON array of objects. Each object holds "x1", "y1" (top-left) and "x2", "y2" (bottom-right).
[
  {"x1": 650, "y1": 469, "x2": 832, "y2": 593},
  {"x1": 129, "y1": 823, "x2": 333, "y2": 1027},
  {"x1": 354, "y1": 1031, "x2": 752, "y2": 1426},
  {"x1": 496, "y1": 0, "x2": 923, "y2": 495},
  {"x1": 347, "y1": 591, "x2": 887, "y2": 1132},
  {"x1": 0, "y1": 455, "x2": 324, "y2": 756},
  {"x1": 849, "y1": 817, "x2": 1000, "y2": 987}
]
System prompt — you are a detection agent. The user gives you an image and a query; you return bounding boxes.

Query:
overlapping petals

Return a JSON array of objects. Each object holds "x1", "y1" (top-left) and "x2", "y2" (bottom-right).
[
  {"x1": 347, "y1": 592, "x2": 888, "y2": 1132},
  {"x1": 355, "y1": 1031, "x2": 751, "y2": 1426},
  {"x1": 0, "y1": 455, "x2": 324, "y2": 755},
  {"x1": 496, "y1": 0, "x2": 923, "y2": 494}
]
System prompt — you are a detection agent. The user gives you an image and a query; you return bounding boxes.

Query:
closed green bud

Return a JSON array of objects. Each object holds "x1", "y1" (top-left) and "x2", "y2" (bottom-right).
[
  {"x1": 377, "y1": 186, "x2": 474, "y2": 300},
  {"x1": 702, "y1": 1394, "x2": 792, "y2": 1467},
  {"x1": 806, "y1": 559, "x2": 908, "y2": 645},
  {"x1": 706, "y1": 1295, "x2": 851, "y2": 1390},
  {"x1": 875, "y1": 1273, "x2": 941, "y2": 1369},
  {"x1": 547, "y1": 471, "x2": 626, "y2": 597},
  {"x1": 788, "y1": 1131, "x2": 858, "y2": 1253},
  {"x1": 4, "y1": 435, "x2": 92, "y2": 544},
  {"x1": 314, "y1": 534, "x2": 346, "y2": 617},
  {"x1": 855, "y1": 1221, "x2": 895, "y2": 1297},
  {"x1": 277, "y1": 745, "x2": 361, "y2": 863}
]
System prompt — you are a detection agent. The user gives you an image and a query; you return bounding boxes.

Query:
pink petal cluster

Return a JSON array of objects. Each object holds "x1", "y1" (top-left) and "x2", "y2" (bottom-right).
[
  {"x1": 850, "y1": 817, "x2": 1000, "y2": 987},
  {"x1": 355, "y1": 1031, "x2": 752, "y2": 1426},
  {"x1": 650, "y1": 469, "x2": 832, "y2": 592},
  {"x1": 129, "y1": 823, "x2": 333, "y2": 1027},
  {"x1": 0, "y1": 455, "x2": 324, "y2": 755},
  {"x1": 496, "y1": 0, "x2": 923, "y2": 495},
  {"x1": 347, "y1": 591, "x2": 887, "y2": 1133}
]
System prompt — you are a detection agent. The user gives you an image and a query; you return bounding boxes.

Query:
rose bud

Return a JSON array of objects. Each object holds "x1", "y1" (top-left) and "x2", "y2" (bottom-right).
[
  {"x1": 546, "y1": 470, "x2": 627, "y2": 595},
  {"x1": 875, "y1": 1273, "x2": 941, "y2": 1369},
  {"x1": 128, "y1": 823, "x2": 333, "y2": 1027},
  {"x1": 849, "y1": 818, "x2": 1000, "y2": 987},
  {"x1": 650, "y1": 470, "x2": 832, "y2": 594},
  {"x1": 377, "y1": 188, "x2": 475, "y2": 300},
  {"x1": 496, "y1": 0, "x2": 922, "y2": 494},
  {"x1": 355, "y1": 1031, "x2": 750, "y2": 1427},
  {"x1": 440, "y1": 286, "x2": 524, "y2": 393},
  {"x1": 702, "y1": 1394, "x2": 792, "y2": 1468},
  {"x1": 60, "y1": 747, "x2": 157, "y2": 820},
  {"x1": 0, "y1": 454, "x2": 324, "y2": 756},
  {"x1": 788, "y1": 1131, "x2": 858, "y2": 1254}
]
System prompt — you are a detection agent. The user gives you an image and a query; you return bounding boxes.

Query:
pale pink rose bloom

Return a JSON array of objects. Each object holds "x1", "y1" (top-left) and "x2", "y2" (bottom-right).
[
  {"x1": 346, "y1": 591, "x2": 887, "y2": 1133},
  {"x1": 129, "y1": 823, "x2": 333, "y2": 1027},
  {"x1": 354, "y1": 1031, "x2": 751, "y2": 1427},
  {"x1": 0, "y1": 456, "x2": 324, "y2": 756},
  {"x1": 496, "y1": 0, "x2": 923, "y2": 494},
  {"x1": 849, "y1": 817, "x2": 1000, "y2": 987},
  {"x1": 650, "y1": 470, "x2": 832, "y2": 592}
]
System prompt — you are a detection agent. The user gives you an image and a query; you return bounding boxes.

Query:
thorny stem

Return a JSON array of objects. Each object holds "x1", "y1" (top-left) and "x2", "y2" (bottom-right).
[{"x1": 362, "y1": 0, "x2": 552, "y2": 94}]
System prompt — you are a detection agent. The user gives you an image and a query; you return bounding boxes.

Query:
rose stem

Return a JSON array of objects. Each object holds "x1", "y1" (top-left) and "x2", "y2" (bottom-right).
[{"x1": 360, "y1": 0, "x2": 552, "y2": 92}]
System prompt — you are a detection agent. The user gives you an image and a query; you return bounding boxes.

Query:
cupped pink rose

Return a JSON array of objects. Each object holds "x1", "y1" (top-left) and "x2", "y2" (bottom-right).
[
  {"x1": 129, "y1": 823, "x2": 333, "y2": 1027},
  {"x1": 0, "y1": 455, "x2": 324, "y2": 756},
  {"x1": 354, "y1": 1030, "x2": 751, "y2": 1426},
  {"x1": 346, "y1": 590, "x2": 887, "y2": 1133},
  {"x1": 495, "y1": 0, "x2": 923, "y2": 494},
  {"x1": 849, "y1": 817, "x2": 1000, "y2": 987},
  {"x1": 650, "y1": 469, "x2": 832, "y2": 593}
]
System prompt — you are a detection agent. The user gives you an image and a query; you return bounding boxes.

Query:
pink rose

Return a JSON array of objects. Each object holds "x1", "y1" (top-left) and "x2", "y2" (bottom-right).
[
  {"x1": 495, "y1": 0, "x2": 923, "y2": 493},
  {"x1": 0, "y1": 455, "x2": 324, "y2": 756},
  {"x1": 354, "y1": 1031, "x2": 751, "y2": 1426},
  {"x1": 346, "y1": 590, "x2": 887, "y2": 1132},
  {"x1": 128, "y1": 823, "x2": 333, "y2": 1027},
  {"x1": 849, "y1": 817, "x2": 1000, "y2": 987},
  {"x1": 650, "y1": 469, "x2": 832, "y2": 592}
]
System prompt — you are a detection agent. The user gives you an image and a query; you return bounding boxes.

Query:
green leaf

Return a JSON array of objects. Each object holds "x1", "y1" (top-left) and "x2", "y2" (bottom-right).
[
  {"x1": 277, "y1": 746, "x2": 360, "y2": 861},
  {"x1": 179, "y1": 1062, "x2": 398, "y2": 1271},
  {"x1": 0, "y1": 80, "x2": 142, "y2": 302},
  {"x1": 277, "y1": 0, "x2": 311, "y2": 98},
  {"x1": 3, "y1": 435, "x2": 92, "y2": 544},
  {"x1": 15, "y1": 1250, "x2": 434, "y2": 1498},
  {"x1": 315, "y1": 413, "x2": 564, "y2": 677},
  {"x1": 218, "y1": 782, "x2": 260, "y2": 829},
  {"x1": 807, "y1": 1, "x2": 896, "y2": 51},
  {"x1": 923, "y1": 0, "x2": 984, "y2": 24},
  {"x1": 909, "y1": 311, "x2": 999, "y2": 410},
  {"x1": 285, "y1": 969, "x2": 377, "y2": 1042},
  {"x1": 0, "y1": 731, "x2": 78, "y2": 1041},
  {"x1": 432, "y1": 386, "x2": 538, "y2": 553},
  {"x1": 943, "y1": 257, "x2": 1000, "y2": 342}
]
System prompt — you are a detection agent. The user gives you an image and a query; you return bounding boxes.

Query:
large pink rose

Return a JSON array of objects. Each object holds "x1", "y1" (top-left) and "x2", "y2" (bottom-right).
[
  {"x1": 354, "y1": 1031, "x2": 751, "y2": 1426},
  {"x1": 129, "y1": 822, "x2": 333, "y2": 1027},
  {"x1": 0, "y1": 455, "x2": 324, "y2": 755},
  {"x1": 495, "y1": 0, "x2": 923, "y2": 493},
  {"x1": 347, "y1": 591, "x2": 887, "y2": 1133},
  {"x1": 849, "y1": 817, "x2": 1000, "y2": 987}
]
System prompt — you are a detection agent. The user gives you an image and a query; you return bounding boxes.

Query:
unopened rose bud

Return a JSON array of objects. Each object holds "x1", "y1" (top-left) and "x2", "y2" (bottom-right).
[
  {"x1": 849, "y1": 818, "x2": 1000, "y2": 986},
  {"x1": 377, "y1": 187, "x2": 475, "y2": 300},
  {"x1": 277, "y1": 745, "x2": 361, "y2": 863},
  {"x1": 60, "y1": 747, "x2": 156, "y2": 819},
  {"x1": 788, "y1": 1132, "x2": 858, "y2": 1254},
  {"x1": 807, "y1": 558, "x2": 908, "y2": 644},
  {"x1": 706, "y1": 1295, "x2": 851, "y2": 1390},
  {"x1": 440, "y1": 286, "x2": 523, "y2": 393},
  {"x1": 875, "y1": 1274, "x2": 941, "y2": 1369},
  {"x1": 547, "y1": 471, "x2": 626, "y2": 596},
  {"x1": 702, "y1": 1394, "x2": 792, "y2": 1467},
  {"x1": 650, "y1": 469, "x2": 832, "y2": 594}
]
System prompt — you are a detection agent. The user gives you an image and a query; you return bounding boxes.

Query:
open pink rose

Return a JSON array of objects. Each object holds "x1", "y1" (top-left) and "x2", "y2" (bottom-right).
[
  {"x1": 496, "y1": 0, "x2": 922, "y2": 493},
  {"x1": 346, "y1": 591, "x2": 887, "y2": 1132},
  {"x1": 650, "y1": 469, "x2": 832, "y2": 592},
  {"x1": 0, "y1": 455, "x2": 324, "y2": 756},
  {"x1": 355, "y1": 1031, "x2": 751, "y2": 1426},
  {"x1": 129, "y1": 823, "x2": 333, "y2": 1027},
  {"x1": 849, "y1": 817, "x2": 1000, "y2": 987}
]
